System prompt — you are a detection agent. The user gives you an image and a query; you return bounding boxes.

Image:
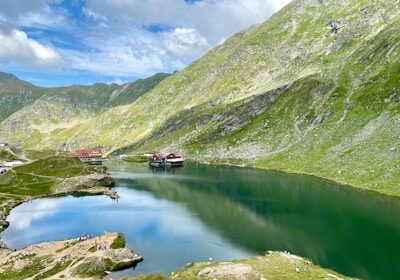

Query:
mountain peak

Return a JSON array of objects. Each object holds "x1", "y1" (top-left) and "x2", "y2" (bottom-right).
[{"x1": 0, "y1": 72, "x2": 19, "y2": 82}]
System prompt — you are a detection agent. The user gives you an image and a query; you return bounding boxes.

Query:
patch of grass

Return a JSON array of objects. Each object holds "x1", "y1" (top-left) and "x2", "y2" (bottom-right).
[
  {"x1": 24, "y1": 150, "x2": 58, "y2": 161},
  {"x1": 0, "y1": 257, "x2": 45, "y2": 280},
  {"x1": 33, "y1": 260, "x2": 72, "y2": 280},
  {"x1": 110, "y1": 233, "x2": 126, "y2": 249},
  {"x1": 0, "y1": 150, "x2": 19, "y2": 161},
  {"x1": 14, "y1": 155, "x2": 94, "y2": 178},
  {"x1": 122, "y1": 155, "x2": 149, "y2": 163},
  {"x1": 140, "y1": 252, "x2": 355, "y2": 280},
  {"x1": 55, "y1": 240, "x2": 79, "y2": 253}
]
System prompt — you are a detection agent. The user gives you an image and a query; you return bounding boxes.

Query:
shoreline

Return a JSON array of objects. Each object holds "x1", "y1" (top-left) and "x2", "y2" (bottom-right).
[{"x1": 193, "y1": 158, "x2": 400, "y2": 200}]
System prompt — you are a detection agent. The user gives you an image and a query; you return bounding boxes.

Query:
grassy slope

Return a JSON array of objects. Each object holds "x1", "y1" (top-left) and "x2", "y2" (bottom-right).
[
  {"x1": 0, "y1": 73, "x2": 170, "y2": 149},
  {"x1": 0, "y1": 73, "x2": 44, "y2": 122},
  {"x1": 0, "y1": 0, "x2": 399, "y2": 195},
  {"x1": 128, "y1": 252, "x2": 355, "y2": 280},
  {"x1": 115, "y1": 0, "x2": 399, "y2": 196}
]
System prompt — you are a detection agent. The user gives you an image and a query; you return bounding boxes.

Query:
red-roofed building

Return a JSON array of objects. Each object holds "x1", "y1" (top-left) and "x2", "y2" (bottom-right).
[{"x1": 74, "y1": 148, "x2": 102, "y2": 160}]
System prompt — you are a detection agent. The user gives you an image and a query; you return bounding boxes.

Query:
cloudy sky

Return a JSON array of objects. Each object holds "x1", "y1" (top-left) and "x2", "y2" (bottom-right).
[{"x1": 0, "y1": 0, "x2": 292, "y2": 87}]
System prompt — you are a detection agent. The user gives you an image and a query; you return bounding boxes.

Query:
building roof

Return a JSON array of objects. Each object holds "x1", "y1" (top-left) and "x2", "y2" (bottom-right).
[{"x1": 74, "y1": 149, "x2": 102, "y2": 158}]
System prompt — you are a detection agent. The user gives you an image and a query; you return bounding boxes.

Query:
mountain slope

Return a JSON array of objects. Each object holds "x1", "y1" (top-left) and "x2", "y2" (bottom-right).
[
  {"x1": 1, "y1": 0, "x2": 399, "y2": 195},
  {"x1": 0, "y1": 72, "x2": 170, "y2": 146},
  {"x1": 0, "y1": 73, "x2": 44, "y2": 121}
]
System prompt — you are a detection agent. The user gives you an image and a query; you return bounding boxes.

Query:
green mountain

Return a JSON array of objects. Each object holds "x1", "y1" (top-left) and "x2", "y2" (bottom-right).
[
  {"x1": 1, "y1": 0, "x2": 399, "y2": 195},
  {"x1": 0, "y1": 73, "x2": 45, "y2": 121},
  {"x1": 0, "y1": 72, "x2": 170, "y2": 147}
]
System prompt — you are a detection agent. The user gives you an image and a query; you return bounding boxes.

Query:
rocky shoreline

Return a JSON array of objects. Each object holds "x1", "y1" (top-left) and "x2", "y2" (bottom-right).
[{"x1": 0, "y1": 232, "x2": 143, "y2": 280}]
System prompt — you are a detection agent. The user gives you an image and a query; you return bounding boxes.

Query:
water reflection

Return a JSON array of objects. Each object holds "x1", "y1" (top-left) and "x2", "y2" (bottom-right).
[{"x1": 110, "y1": 161, "x2": 400, "y2": 280}]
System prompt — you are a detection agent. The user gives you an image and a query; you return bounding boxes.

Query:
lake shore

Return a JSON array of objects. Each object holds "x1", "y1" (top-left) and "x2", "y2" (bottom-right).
[{"x1": 195, "y1": 158, "x2": 400, "y2": 199}]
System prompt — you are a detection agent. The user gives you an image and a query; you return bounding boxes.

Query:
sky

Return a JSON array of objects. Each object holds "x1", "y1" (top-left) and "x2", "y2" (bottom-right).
[{"x1": 0, "y1": 0, "x2": 292, "y2": 87}]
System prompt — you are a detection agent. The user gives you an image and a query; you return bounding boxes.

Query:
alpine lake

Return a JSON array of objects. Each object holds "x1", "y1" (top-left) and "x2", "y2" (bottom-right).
[{"x1": 1, "y1": 161, "x2": 400, "y2": 280}]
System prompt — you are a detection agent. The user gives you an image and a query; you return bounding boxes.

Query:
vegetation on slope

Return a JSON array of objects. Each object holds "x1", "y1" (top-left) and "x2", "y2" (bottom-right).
[
  {"x1": 126, "y1": 252, "x2": 355, "y2": 280},
  {"x1": 0, "y1": 72, "x2": 170, "y2": 150},
  {"x1": 0, "y1": 149, "x2": 20, "y2": 162}
]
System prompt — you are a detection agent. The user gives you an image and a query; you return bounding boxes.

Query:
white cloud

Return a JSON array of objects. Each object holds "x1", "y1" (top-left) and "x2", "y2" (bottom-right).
[
  {"x1": 162, "y1": 28, "x2": 208, "y2": 57},
  {"x1": 60, "y1": 24, "x2": 211, "y2": 77},
  {"x1": 62, "y1": 0, "x2": 293, "y2": 77},
  {"x1": 86, "y1": 0, "x2": 293, "y2": 45},
  {"x1": 62, "y1": 28, "x2": 166, "y2": 77},
  {"x1": 19, "y1": 10, "x2": 69, "y2": 31},
  {"x1": 0, "y1": 29, "x2": 63, "y2": 70},
  {"x1": 0, "y1": 0, "x2": 294, "y2": 80},
  {"x1": 0, "y1": 0, "x2": 46, "y2": 20},
  {"x1": 82, "y1": 7, "x2": 108, "y2": 22}
]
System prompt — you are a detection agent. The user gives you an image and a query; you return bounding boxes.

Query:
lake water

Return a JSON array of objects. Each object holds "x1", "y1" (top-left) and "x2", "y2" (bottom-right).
[{"x1": 1, "y1": 161, "x2": 400, "y2": 280}]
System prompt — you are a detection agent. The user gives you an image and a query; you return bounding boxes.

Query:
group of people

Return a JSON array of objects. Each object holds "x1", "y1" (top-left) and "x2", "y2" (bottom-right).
[
  {"x1": 78, "y1": 233, "x2": 108, "y2": 251},
  {"x1": 96, "y1": 241, "x2": 108, "y2": 251},
  {"x1": 78, "y1": 234, "x2": 92, "y2": 241}
]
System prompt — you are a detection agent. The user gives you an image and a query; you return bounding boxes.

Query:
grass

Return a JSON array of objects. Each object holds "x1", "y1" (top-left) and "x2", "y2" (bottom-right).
[
  {"x1": 0, "y1": 155, "x2": 96, "y2": 197},
  {"x1": 33, "y1": 260, "x2": 72, "y2": 280},
  {"x1": 14, "y1": 156, "x2": 94, "y2": 178},
  {"x1": 24, "y1": 150, "x2": 58, "y2": 161},
  {"x1": 0, "y1": 257, "x2": 46, "y2": 280},
  {"x1": 121, "y1": 155, "x2": 149, "y2": 163},
  {"x1": 125, "y1": 252, "x2": 354, "y2": 280},
  {"x1": 110, "y1": 233, "x2": 126, "y2": 249},
  {"x1": 0, "y1": 150, "x2": 19, "y2": 161}
]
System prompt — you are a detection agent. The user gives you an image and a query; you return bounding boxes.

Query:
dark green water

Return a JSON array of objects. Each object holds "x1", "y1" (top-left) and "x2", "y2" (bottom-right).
[{"x1": 1, "y1": 161, "x2": 400, "y2": 279}]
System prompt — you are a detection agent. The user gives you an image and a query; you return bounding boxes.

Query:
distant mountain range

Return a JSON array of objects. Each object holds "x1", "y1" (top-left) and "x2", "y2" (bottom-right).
[{"x1": 1, "y1": 0, "x2": 399, "y2": 196}]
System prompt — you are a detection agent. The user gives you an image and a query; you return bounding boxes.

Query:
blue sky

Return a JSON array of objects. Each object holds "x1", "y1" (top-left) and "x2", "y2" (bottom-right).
[{"x1": 0, "y1": 0, "x2": 291, "y2": 87}]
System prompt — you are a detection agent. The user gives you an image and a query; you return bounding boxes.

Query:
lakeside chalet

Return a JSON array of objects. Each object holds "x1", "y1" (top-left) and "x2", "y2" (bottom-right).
[
  {"x1": 149, "y1": 152, "x2": 185, "y2": 167},
  {"x1": 74, "y1": 148, "x2": 103, "y2": 164}
]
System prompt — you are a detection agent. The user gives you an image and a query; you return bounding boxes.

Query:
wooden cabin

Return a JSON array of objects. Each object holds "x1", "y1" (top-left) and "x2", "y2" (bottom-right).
[{"x1": 149, "y1": 152, "x2": 184, "y2": 167}]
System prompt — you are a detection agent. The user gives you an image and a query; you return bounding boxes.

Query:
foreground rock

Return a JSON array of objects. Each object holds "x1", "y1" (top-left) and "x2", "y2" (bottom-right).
[
  {"x1": 0, "y1": 232, "x2": 143, "y2": 280},
  {"x1": 128, "y1": 251, "x2": 356, "y2": 280}
]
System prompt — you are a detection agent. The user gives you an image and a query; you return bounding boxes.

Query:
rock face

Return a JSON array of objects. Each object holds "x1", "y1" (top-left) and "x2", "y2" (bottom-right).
[
  {"x1": 0, "y1": 232, "x2": 143, "y2": 280},
  {"x1": 53, "y1": 173, "x2": 118, "y2": 199}
]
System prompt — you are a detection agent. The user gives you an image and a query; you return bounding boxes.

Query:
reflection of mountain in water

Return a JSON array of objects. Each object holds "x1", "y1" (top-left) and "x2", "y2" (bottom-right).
[{"x1": 115, "y1": 162, "x2": 400, "y2": 280}]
